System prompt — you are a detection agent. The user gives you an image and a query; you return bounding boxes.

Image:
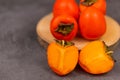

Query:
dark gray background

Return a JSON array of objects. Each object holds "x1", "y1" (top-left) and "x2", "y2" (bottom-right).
[{"x1": 0, "y1": 0, "x2": 120, "y2": 80}]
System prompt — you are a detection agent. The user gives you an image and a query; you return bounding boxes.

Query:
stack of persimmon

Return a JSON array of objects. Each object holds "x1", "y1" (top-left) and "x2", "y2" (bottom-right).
[
  {"x1": 47, "y1": 0, "x2": 115, "y2": 76},
  {"x1": 50, "y1": 0, "x2": 79, "y2": 41},
  {"x1": 50, "y1": 0, "x2": 106, "y2": 40}
]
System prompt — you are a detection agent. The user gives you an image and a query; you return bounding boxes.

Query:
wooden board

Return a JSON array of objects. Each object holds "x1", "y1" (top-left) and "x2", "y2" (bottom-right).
[{"x1": 36, "y1": 13, "x2": 120, "y2": 50}]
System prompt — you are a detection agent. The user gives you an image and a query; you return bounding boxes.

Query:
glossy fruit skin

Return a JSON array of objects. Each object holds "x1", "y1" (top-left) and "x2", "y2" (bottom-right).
[
  {"x1": 79, "y1": 41, "x2": 114, "y2": 74},
  {"x1": 50, "y1": 15, "x2": 78, "y2": 41},
  {"x1": 47, "y1": 42, "x2": 79, "y2": 75},
  {"x1": 53, "y1": 0, "x2": 79, "y2": 20},
  {"x1": 80, "y1": 0, "x2": 106, "y2": 14},
  {"x1": 79, "y1": 7, "x2": 106, "y2": 40}
]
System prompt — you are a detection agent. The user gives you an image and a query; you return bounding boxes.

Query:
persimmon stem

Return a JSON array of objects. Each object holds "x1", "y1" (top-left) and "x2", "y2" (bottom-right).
[
  {"x1": 106, "y1": 51, "x2": 116, "y2": 62},
  {"x1": 62, "y1": 40, "x2": 65, "y2": 46},
  {"x1": 106, "y1": 51, "x2": 114, "y2": 57},
  {"x1": 107, "y1": 51, "x2": 114, "y2": 55}
]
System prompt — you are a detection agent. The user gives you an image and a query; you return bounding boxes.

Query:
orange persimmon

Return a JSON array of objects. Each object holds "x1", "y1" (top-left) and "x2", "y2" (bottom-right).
[
  {"x1": 79, "y1": 6, "x2": 106, "y2": 40},
  {"x1": 50, "y1": 15, "x2": 78, "y2": 41},
  {"x1": 79, "y1": 40, "x2": 115, "y2": 74},
  {"x1": 47, "y1": 40, "x2": 79, "y2": 76}
]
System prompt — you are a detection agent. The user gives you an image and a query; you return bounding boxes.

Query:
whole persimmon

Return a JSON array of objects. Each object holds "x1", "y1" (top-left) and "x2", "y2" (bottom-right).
[
  {"x1": 50, "y1": 15, "x2": 78, "y2": 41},
  {"x1": 47, "y1": 40, "x2": 79, "y2": 75},
  {"x1": 79, "y1": 7, "x2": 106, "y2": 40},
  {"x1": 79, "y1": 41, "x2": 115, "y2": 74}
]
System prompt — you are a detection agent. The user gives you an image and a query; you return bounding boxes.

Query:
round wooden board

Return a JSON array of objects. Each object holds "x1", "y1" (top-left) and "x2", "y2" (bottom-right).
[{"x1": 36, "y1": 13, "x2": 120, "y2": 50}]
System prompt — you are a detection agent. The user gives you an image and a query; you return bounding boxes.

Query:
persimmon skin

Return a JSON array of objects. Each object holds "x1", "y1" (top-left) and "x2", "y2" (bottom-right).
[
  {"x1": 79, "y1": 7, "x2": 106, "y2": 40},
  {"x1": 47, "y1": 42, "x2": 79, "y2": 75},
  {"x1": 79, "y1": 41, "x2": 114, "y2": 74}
]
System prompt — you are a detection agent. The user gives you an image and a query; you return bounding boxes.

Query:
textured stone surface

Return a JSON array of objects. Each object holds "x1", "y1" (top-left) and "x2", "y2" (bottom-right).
[{"x1": 0, "y1": 0, "x2": 120, "y2": 80}]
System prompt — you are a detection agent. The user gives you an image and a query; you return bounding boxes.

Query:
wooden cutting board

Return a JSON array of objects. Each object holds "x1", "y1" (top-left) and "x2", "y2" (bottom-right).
[{"x1": 36, "y1": 13, "x2": 120, "y2": 50}]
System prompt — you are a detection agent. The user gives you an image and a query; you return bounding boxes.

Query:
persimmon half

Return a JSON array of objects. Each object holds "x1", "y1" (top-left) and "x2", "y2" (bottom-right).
[
  {"x1": 79, "y1": 40, "x2": 115, "y2": 74},
  {"x1": 47, "y1": 40, "x2": 79, "y2": 76}
]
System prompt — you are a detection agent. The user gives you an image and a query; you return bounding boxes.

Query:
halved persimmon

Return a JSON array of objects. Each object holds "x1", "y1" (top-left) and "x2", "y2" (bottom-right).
[
  {"x1": 47, "y1": 40, "x2": 79, "y2": 75},
  {"x1": 79, "y1": 40, "x2": 115, "y2": 74}
]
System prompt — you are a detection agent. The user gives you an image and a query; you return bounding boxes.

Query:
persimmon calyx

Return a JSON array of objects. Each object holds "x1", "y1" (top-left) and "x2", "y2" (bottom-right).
[
  {"x1": 55, "y1": 23, "x2": 74, "y2": 35},
  {"x1": 55, "y1": 40, "x2": 74, "y2": 47},
  {"x1": 106, "y1": 50, "x2": 116, "y2": 62},
  {"x1": 81, "y1": 0, "x2": 97, "y2": 6},
  {"x1": 103, "y1": 41, "x2": 116, "y2": 62}
]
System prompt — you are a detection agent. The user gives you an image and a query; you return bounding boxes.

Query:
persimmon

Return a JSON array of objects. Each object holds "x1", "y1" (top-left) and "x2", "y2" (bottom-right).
[
  {"x1": 47, "y1": 40, "x2": 79, "y2": 75},
  {"x1": 79, "y1": 40, "x2": 115, "y2": 74},
  {"x1": 50, "y1": 15, "x2": 78, "y2": 41},
  {"x1": 79, "y1": 7, "x2": 106, "y2": 40}
]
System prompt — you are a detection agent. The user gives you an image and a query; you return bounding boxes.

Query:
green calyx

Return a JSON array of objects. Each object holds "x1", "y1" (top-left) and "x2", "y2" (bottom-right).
[
  {"x1": 56, "y1": 40, "x2": 74, "y2": 47},
  {"x1": 81, "y1": 0, "x2": 97, "y2": 6},
  {"x1": 103, "y1": 41, "x2": 116, "y2": 62},
  {"x1": 106, "y1": 50, "x2": 116, "y2": 62},
  {"x1": 55, "y1": 23, "x2": 74, "y2": 36}
]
